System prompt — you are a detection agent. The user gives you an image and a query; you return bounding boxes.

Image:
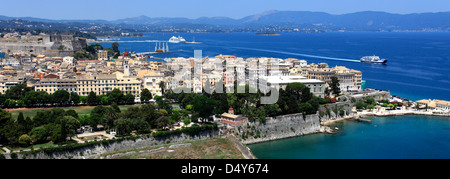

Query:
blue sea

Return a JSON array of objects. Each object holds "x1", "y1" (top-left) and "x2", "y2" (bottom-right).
[
  {"x1": 249, "y1": 115, "x2": 450, "y2": 159},
  {"x1": 94, "y1": 32, "x2": 450, "y2": 159}
]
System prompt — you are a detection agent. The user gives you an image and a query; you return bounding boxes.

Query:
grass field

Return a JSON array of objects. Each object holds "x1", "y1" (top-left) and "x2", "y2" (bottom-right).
[
  {"x1": 104, "y1": 137, "x2": 245, "y2": 159},
  {"x1": 7, "y1": 104, "x2": 142, "y2": 119}
]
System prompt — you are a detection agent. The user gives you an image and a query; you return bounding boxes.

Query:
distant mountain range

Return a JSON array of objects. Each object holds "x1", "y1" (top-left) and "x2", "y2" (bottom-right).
[{"x1": 1, "y1": 10, "x2": 450, "y2": 32}]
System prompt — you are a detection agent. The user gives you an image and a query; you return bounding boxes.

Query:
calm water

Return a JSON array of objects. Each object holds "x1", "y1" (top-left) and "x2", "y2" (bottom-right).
[
  {"x1": 94, "y1": 32, "x2": 450, "y2": 159},
  {"x1": 248, "y1": 116, "x2": 450, "y2": 159}
]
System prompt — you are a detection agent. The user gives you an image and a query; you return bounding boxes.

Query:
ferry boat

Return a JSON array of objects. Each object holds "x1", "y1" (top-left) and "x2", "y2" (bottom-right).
[
  {"x1": 256, "y1": 32, "x2": 281, "y2": 36},
  {"x1": 168, "y1": 36, "x2": 186, "y2": 43},
  {"x1": 360, "y1": 56, "x2": 388, "y2": 64}
]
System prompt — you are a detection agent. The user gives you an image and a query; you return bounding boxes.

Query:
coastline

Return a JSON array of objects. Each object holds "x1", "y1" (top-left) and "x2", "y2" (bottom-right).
[
  {"x1": 245, "y1": 109, "x2": 450, "y2": 153},
  {"x1": 322, "y1": 109, "x2": 450, "y2": 126},
  {"x1": 358, "y1": 109, "x2": 450, "y2": 118}
]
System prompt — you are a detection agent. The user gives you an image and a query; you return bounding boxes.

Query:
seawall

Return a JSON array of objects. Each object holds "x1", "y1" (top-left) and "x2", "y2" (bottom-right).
[{"x1": 235, "y1": 112, "x2": 338, "y2": 145}]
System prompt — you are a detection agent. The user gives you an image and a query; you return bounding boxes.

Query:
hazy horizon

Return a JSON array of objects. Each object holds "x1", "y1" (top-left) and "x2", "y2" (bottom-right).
[
  {"x1": 1, "y1": 0, "x2": 450, "y2": 20},
  {"x1": 2, "y1": 10, "x2": 450, "y2": 22}
]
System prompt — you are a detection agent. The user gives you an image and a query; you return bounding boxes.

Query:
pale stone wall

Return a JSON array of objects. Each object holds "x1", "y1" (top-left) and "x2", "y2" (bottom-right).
[{"x1": 8, "y1": 130, "x2": 219, "y2": 159}]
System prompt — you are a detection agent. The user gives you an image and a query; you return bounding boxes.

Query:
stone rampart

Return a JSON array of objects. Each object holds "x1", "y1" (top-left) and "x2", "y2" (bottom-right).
[{"x1": 7, "y1": 130, "x2": 219, "y2": 159}]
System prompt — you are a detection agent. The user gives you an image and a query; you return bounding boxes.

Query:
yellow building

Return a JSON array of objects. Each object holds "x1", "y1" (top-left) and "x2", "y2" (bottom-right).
[
  {"x1": 76, "y1": 74, "x2": 141, "y2": 98},
  {"x1": 35, "y1": 78, "x2": 77, "y2": 94},
  {"x1": 0, "y1": 76, "x2": 25, "y2": 94}
]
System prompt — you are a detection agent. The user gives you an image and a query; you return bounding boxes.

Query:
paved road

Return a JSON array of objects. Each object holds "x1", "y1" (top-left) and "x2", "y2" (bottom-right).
[
  {"x1": 227, "y1": 135, "x2": 256, "y2": 159},
  {"x1": 1, "y1": 145, "x2": 11, "y2": 154}
]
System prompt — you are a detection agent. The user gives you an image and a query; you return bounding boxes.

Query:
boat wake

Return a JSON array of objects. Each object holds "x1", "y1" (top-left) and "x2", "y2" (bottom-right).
[{"x1": 231, "y1": 46, "x2": 361, "y2": 63}]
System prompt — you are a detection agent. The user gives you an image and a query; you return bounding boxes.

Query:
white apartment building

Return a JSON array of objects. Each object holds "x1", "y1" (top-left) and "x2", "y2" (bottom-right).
[
  {"x1": 259, "y1": 75, "x2": 326, "y2": 98},
  {"x1": 143, "y1": 72, "x2": 164, "y2": 97}
]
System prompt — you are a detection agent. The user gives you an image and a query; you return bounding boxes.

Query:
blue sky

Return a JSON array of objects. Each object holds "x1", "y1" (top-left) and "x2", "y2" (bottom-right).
[{"x1": 2, "y1": 0, "x2": 450, "y2": 20}]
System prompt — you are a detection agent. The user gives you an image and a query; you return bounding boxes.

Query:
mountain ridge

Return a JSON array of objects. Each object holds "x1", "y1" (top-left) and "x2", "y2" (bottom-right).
[{"x1": 1, "y1": 10, "x2": 450, "y2": 31}]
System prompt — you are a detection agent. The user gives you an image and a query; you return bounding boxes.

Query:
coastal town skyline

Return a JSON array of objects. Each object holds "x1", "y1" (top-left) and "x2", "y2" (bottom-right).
[
  {"x1": 1, "y1": 0, "x2": 450, "y2": 20},
  {"x1": 1, "y1": 0, "x2": 449, "y2": 163}
]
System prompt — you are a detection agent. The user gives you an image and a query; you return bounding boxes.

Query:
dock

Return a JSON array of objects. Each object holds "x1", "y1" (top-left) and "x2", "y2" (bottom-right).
[
  {"x1": 92, "y1": 40, "x2": 168, "y2": 43},
  {"x1": 355, "y1": 118, "x2": 372, "y2": 123}
]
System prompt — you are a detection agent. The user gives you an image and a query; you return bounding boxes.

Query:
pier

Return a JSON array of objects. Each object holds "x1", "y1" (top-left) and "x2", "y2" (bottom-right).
[
  {"x1": 136, "y1": 41, "x2": 183, "y2": 56},
  {"x1": 355, "y1": 117, "x2": 372, "y2": 123},
  {"x1": 137, "y1": 50, "x2": 183, "y2": 56},
  {"x1": 92, "y1": 40, "x2": 168, "y2": 43}
]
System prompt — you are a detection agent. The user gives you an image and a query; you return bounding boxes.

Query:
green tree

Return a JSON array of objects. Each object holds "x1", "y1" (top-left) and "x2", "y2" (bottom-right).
[
  {"x1": 112, "y1": 42, "x2": 120, "y2": 53},
  {"x1": 108, "y1": 89, "x2": 124, "y2": 104},
  {"x1": 182, "y1": 118, "x2": 191, "y2": 126},
  {"x1": 5, "y1": 83, "x2": 30, "y2": 100},
  {"x1": 28, "y1": 126, "x2": 49, "y2": 144},
  {"x1": 66, "y1": 109, "x2": 79, "y2": 119},
  {"x1": 62, "y1": 116, "x2": 81, "y2": 140},
  {"x1": 51, "y1": 124, "x2": 65, "y2": 143},
  {"x1": 18, "y1": 134, "x2": 32, "y2": 146},
  {"x1": 112, "y1": 42, "x2": 120, "y2": 58},
  {"x1": 23, "y1": 91, "x2": 38, "y2": 107},
  {"x1": 156, "y1": 116, "x2": 171, "y2": 130},
  {"x1": 124, "y1": 93, "x2": 135, "y2": 104},
  {"x1": 0, "y1": 109, "x2": 12, "y2": 143},
  {"x1": 158, "y1": 81, "x2": 166, "y2": 96},
  {"x1": 52, "y1": 90, "x2": 70, "y2": 106},
  {"x1": 80, "y1": 96, "x2": 88, "y2": 105},
  {"x1": 131, "y1": 118, "x2": 150, "y2": 134},
  {"x1": 155, "y1": 96, "x2": 172, "y2": 111},
  {"x1": 285, "y1": 82, "x2": 312, "y2": 103},
  {"x1": 100, "y1": 95, "x2": 110, "y2": 105},
  {"x1": 16, "y1": 112, "x2": 32, "y2": 135},
  {"x1": 170, "y1": 109, "x2": 181, "y2": 123},
  {"x1": 70, "y1": 92, "x2": 80, "y2": 105},
  {"x1": 356, "y1": 102, "x2": 368, "y2": 110},
  {"x1": 192, "y1": 95, "x2": 217, "y2": 122},
  {"x1": 265, "y1": 104, "x2": 281, "y2": 117},
  {"x1": 330, "y1": 76, "x2": 341, "y2": 96},
  {"x1": 90, "y1": 105, "x2": 106, "y2": 130},
  {"x1": 140, "y1": 88, "x2": 153, "y2": 103},
  {"x1": 105, "y1": 107, "x2": 119, "y2": 130},
  {"x1": 110, "y1": 103, "x2": 121, "y2": 113},
  {"x1": 114, "y1": 118, "x2": 132, "y2": 135},
  {"x1": 87, "y1": 91, "x2": 100, "y2": 105}
]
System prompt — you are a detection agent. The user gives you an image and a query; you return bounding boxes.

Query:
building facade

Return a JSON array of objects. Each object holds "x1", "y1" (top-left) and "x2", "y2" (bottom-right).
[{"x1": 143, "y1": 72, "x2": 164, "y2": 97}]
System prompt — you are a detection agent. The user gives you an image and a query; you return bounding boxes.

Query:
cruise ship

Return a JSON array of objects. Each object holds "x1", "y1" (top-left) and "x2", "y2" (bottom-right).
[
  {"x1": 168, "y1": 36, "x2": 186, "y2": 43},
  {"x1": 360, "y1": 56, "x2": 388, "y2": 64}
]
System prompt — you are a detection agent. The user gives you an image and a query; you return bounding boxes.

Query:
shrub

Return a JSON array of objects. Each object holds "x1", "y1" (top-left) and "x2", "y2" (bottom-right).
[
  {"x1": 152, "y1": 123, "x2": 218, "y2": 138},
  {"x1": 18, "y1": 134, "x2": 32, "y2": 147}
]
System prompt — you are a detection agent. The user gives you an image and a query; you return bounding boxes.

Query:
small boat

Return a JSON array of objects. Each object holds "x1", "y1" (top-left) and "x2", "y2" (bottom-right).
[
  {"x1": 360, "y1": 56, "x2": 387, "y2": 64},
  {"x1": 185, "y1": 37, "x2": 202, "y2": 44}
]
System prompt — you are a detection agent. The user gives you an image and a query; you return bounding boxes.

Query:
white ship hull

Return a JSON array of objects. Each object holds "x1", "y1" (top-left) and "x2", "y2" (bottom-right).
[
  {"x1": 169, "y1": 36, "x2": 186, "y2": 43},
  {"x1": 361, "y1": 56, "x2": 388, "y2": 64}
]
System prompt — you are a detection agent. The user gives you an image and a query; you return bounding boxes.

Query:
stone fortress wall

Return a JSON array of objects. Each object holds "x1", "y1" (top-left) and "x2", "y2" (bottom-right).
[{"x1": 0, "y1": 34, "x2": 87, "y2": 57}]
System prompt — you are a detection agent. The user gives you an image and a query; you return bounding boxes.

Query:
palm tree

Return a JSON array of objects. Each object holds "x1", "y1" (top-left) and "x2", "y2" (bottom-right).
[{"x1": 159, "y1": 81, "x2": 166, "y2": 96}]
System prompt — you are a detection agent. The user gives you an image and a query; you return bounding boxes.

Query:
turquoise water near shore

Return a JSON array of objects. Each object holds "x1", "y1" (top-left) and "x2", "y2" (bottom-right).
[{"x1": 248, "y1": 115, "x2": 450, "y2": 159}]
